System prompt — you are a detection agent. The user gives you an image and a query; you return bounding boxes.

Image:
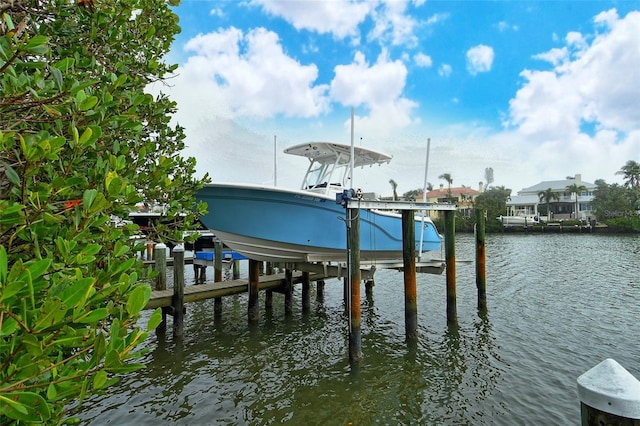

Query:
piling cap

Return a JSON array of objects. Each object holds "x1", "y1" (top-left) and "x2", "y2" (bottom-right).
[
  {"x1": 173, "y1": 243, "x2": 185, "y2": 252},
  {"x1": 577, "y1": 358, "x2": 640, "y2": 419}
]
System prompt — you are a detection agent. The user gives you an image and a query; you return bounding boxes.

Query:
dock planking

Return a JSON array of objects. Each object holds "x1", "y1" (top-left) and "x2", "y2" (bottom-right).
[{"x1": 144, "y1": 270, "x2": 328, "y2": 310}]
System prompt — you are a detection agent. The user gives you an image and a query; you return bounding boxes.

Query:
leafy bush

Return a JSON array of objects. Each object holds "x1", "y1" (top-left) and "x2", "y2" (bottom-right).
[{"x1": 1, "y1": 1, "x2": 205, "y2": 423}]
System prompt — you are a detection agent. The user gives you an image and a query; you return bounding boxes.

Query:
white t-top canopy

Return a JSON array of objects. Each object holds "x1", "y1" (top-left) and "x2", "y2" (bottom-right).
[
  {"x1": 284, "y1": 142, "x2": 392, "y2": 195},
  {"x1": 284, "y1": 142, "x2": 392, "y2": 168}
]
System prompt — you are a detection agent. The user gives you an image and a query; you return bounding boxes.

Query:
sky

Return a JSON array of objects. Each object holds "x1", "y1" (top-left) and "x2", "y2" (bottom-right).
[{"x1": 148, "y1": 0, "x2": 640, "y2": 197}]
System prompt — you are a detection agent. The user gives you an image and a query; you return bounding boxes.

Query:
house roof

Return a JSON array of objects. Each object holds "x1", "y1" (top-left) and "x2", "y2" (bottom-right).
[
  {"x1": 507, "y1": 194, "x2": 539, "y2": 206},
  {"x1": 425, "y1": 187, "x2": 480, "y2": 198},
  {"x1": 519, "y1": 178, "x2": 596, "y2": 195}
]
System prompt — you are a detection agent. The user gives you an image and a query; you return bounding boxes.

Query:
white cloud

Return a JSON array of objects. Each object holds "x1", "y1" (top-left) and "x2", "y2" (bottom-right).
[
  {"x1": 466, "y1": 45, "x2": 494, "y2": 75},
  {"x1": 330, "y1": 50, "x2": 416, "y2": 132},
  {"x1": 252, "y1": 0, "x2": 372, "y2": 39},
  {"x1": 368, "y1": 0, "x2": 419, "y2": 47},
  {"x1": 438, "y1": 64, "x2": 452, "y2": 77},
  {"x1": 182, "y1": 27, "x2": 330, "y2": 119},
  {"x1": 426, "y1": 12, "x2": 449, "y2": 26},
  {"x1": 504, "y1": 9, "x2": 640, "y2": 188},
  {"x1": 414, "y1": 52, "x2": 432, "y2": 67}
]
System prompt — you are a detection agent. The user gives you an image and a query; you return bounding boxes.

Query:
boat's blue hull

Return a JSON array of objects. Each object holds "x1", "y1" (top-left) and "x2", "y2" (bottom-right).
[{"x1": 196, "y1": 183, "x2": 442, "y2": 262}]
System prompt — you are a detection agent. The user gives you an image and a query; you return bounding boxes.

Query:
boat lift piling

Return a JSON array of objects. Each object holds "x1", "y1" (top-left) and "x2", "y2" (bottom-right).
[
  {"x1": 444, "y1": 210, "x2": 457, "y2": 323},
  {"x1": 341, "y1": 191, "x2": 459, "y2": 356},
  {"x1": 402, "y1": 210, "x2": 418, "y2": 341},
  {"x1": 347, "y1": 206, "x2": 362, "y2": 363},
  {"x1": 475, "y1": 209, "x2": 487, "y2": 311}
]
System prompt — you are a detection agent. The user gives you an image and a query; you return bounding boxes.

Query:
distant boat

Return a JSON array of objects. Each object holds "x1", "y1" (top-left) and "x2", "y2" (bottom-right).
[
  {"x1": 196, "y1": 142, "x2": 443, "y2": 262},
  {"x1": 498, "y1": 214, "x2": 542, "y2": 227}
]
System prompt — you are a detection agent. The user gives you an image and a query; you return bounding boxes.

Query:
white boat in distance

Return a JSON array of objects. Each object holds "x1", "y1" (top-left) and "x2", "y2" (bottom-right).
[
  {"x1": 499, "y1": 214, "x2": 542, "y2": 227},
  {"x1": 196, "y1": 142, "x2": 443, "y2": 262}
]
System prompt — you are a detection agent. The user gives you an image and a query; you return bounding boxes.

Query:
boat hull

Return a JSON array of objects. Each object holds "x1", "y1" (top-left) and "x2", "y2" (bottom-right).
[{"x1": 196, "y1": 183, "x2": 442, "y2": 262}]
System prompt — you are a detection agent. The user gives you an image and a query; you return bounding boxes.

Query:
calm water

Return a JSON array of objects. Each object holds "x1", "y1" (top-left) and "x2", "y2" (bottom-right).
[{"x1": 78, "y1": 233, "x2": 640, "y2": 425}]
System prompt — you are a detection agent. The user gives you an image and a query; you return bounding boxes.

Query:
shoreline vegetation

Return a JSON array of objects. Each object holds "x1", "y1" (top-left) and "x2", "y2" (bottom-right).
[{"x1": 435, "y1": 216, "x2": 640, "y2": 234}]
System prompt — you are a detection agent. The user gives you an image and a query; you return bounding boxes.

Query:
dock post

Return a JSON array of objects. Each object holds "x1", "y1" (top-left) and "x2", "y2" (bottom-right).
[
  {"x1": 402, "y1": 210, "x2": 418, "y2": 341},
  {"x1": 248, "y1": 259, "x2": 260, "y2": 324},
  {"x1": 316, "y1": 280, "x2": 325, "y2": 301},
  {"x1": 214, "y1": 240, "x2": 223, "y2": 282},
  {"x1": 444, "y1": 210, "x2": 457, "y2": 323},
  {"x1": 284, "y1": 269, "x2": 293, "y2": 316},
  {"x1": 475, "y1": 209, "x2": 487, "y2": 311},
  {"x1": 153, "y1": 243, "x2": 167, "y2": 333},
  {"x1": 154, "y1": 243, "x2": 167, "y2": 291},
  {"x1": 302, "y1": 271, "x2": 310, "y2": 313},
  {"x1": 233, "y1": 260, "x2": 240, "y2": 279},
  {"x1": 214, "y1": 240, "x2": 223, "y2": 317},
  {"x1": 577, "y1": 358, "x2": 640, "y2": 424},
  {"x1": 347, "y1": 206, "x2": 362, "y2": 363},
  {"x1": 172, "y1": 244, "x2": 185, "y2": 337}
]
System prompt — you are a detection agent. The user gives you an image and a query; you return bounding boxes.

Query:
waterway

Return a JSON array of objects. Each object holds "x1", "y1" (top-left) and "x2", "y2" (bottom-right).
[{"x1": 78, "y1": 233, "x2": 640, "y2": 425}]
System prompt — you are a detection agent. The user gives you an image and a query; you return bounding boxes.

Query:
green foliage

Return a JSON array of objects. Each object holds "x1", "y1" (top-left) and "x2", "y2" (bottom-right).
[
  {"x1": 1, "y1": 1, "x2": 207, "y2": 423},
  {"x1": 592, "y1": 181, "x2": 638, "y2": 223},
  {"x1": 473, "y1": 186, "x2": 512, "y2": 232}
]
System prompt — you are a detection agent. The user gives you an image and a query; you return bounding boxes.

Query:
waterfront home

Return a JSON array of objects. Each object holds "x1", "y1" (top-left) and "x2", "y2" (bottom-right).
[
  {"x1": 418, "y1": 183, "x2": 482, "y2": 219},
  {"x1": 507, "y1": 174, "x2": 596, "y2": 221}
]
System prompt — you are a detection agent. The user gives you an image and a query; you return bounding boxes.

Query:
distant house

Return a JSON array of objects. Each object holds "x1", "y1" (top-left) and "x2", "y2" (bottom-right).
[
  {"x1": 507, "y1": 174, "x2": 596, "y2": 221},
  {"x1": 417, "y1": 183, "x2": 482, "y2": 218}
]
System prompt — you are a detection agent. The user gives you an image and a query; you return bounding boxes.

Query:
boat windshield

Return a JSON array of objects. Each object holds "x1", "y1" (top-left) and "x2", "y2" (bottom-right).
[{"x1": 302, "y1": 158, "x2": 347, "y2": 194}]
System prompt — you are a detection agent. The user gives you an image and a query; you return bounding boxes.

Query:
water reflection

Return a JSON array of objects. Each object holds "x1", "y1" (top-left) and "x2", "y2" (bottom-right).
[{"x1": 78, "y1": 234, "x2": 640, "y2": 425}]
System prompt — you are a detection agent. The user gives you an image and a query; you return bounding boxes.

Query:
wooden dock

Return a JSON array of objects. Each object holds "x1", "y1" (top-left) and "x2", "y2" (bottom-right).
[{"x1": 144, "y1": 270, "x2": 327, "y2": 310}]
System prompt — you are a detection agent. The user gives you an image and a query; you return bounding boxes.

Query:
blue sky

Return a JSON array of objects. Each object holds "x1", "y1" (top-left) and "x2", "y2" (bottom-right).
[{"x1": 149, "y1": 0, "x2": 640, "y2": 196}]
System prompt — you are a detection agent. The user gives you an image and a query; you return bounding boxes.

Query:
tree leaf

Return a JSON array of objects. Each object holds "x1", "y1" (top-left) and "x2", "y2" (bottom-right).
[
  {"x1": 126, "y1": 285, "x2": 150, "y2": 316},
  {"x1": 146, "y1": 308, "x2": 163, "y2": 331},
  {"x1": 0, "y1": 392, "x2": 51, "y2": 422},
  {"x1": 75, "y1": 307, "x2": 109, "y2": 324},
  {"x1": 2, "y1": 162, "x2": 20, "y2": 186}
]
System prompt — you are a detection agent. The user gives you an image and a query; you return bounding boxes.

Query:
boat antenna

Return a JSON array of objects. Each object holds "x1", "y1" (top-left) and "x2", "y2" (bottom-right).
[
  {"x1": 418, "y1": 138, "x2": 431, "y2": 260},
  {"x1": 350, "y1": 108, "x2": 355, "y2": 189},
  {"x1": 273, "y1": 135, "x2": 277, "y2": 187}
]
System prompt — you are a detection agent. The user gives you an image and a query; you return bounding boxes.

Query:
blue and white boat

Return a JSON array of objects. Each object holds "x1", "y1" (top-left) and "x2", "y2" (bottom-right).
[{"x1": 196, "y1": 142, "x2": 442, "y2": 262}]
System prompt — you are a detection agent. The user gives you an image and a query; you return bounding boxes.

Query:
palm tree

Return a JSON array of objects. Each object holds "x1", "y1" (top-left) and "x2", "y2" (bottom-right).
[
  {"x1": 439, "y1": 173, "x2": 453, "y2": 201},
  {"x1": 389, "y1": 179, "x2": 398, "y2": 201},
  {"x1": 484, "y1": 167, "x2": 494, "y2": 192},
  {"x1": 538, "y1": 188, "x2": 559, "y2": 221},
  {"x1": 566, "y1": 183, "x2": 587, "y2": 219},
  {"x1": 616, "y1": 160, "x2": 640, "y2": 189}
]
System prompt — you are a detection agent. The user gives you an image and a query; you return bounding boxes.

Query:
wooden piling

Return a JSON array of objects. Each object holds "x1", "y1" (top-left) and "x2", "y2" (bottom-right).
[
  {"x1": 444, "y1": 210, "x2": 457, "y2": 323},
  {"x1": 475, "y1": 209, "x2": 487, "y2": 311},
  {"x1": 347, "y1": 207, "x2": 362, "y2": 363},
  {"x1": 154, "y1": 243, "x2": 167, "y2": 291},
  {"x1": 233, "y1": 261, "x2": 240, "y2": 279},
  {"x1": 248, "y1": 259, "x2": 260, "y2": 324},
  {"x1": 402, "y1": 210, "x2": 418, "y2": 341},
  {"x1": 284, "y1": 269, "x2": 293, "y2": 316},
  {"x1": 302, "y1": 271, "x2": 310, "y2": 313},
  {"x1": 214, "y1": 240, "x2": 223, "y2": 282},
  {"x1": 316, "y1": 280, "x2": 325, "y2": 301},
  {"x1": 214, "y1": 240, "x2": 223, "y2": 318},
  {"x1": 153, "y1": 243, "x2": 167, "y2": 333},
  {"x1": 172, "y1": 244, "x2": 185, "y2": 337}
]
